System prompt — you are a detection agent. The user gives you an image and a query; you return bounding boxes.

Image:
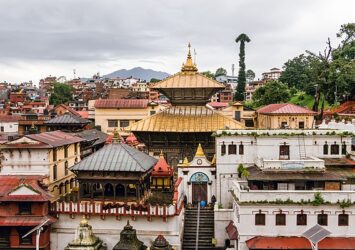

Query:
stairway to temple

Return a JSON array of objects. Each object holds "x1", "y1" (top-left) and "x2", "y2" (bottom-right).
[{"x1": 182, "y1": 207, "x2": 223, "y2": 250}]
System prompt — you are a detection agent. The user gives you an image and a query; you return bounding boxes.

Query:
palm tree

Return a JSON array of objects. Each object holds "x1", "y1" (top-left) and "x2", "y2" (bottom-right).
[{"x1": 234, "y1": 33, "x2": 251, "y2": 101}]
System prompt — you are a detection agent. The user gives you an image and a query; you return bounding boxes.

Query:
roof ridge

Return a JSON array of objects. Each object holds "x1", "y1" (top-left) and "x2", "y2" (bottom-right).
[{"x1": 120, "y1": 143, "x2": 147, "y2": 171}]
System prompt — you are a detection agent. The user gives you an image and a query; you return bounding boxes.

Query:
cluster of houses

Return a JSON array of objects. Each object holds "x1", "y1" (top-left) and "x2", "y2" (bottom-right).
[{"x1": 0, "y1": 45, "x2": 354, "y2": 249}]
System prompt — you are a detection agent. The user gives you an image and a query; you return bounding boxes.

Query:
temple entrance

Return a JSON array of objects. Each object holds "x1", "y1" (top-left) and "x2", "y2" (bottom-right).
[
  {"x1": 192, "y1": 183, "x2": 207, "y2": 204},
  {"x1": 190, "y1": 172, "x2": 209, "y2": 205}
]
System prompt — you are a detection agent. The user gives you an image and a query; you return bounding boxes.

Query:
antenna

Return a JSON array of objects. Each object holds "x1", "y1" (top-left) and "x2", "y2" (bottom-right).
[
  {"x1": 194, "y1": 48, "x2": 197, "y2": 65},
  {"x1": 73, "y1": 69, "x2": 76, "y2": 79},
  {"x1": 232, "y1": 64, "x2": 235, "y2": 76}
]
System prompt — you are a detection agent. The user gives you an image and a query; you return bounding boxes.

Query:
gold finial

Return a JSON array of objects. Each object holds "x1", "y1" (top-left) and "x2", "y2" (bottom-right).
[
  {"x1": 80, "y1": 215, "x2": 88, "y2": 226},
  {"x1": 112, "y1": 128, "x2": 120, "y2": 143},
  {"x1": 181, "y1": 43, "x2": 198, "y2": 73},
  {"x1": 195, "y1": 143, "x2": 205, "y2": 157},
  {"x1": 211, "y1": 154, "x2": 216, "y2": 165},
  {"x1": 183, "y1": 157, "x2": 189, "y2": 166}
]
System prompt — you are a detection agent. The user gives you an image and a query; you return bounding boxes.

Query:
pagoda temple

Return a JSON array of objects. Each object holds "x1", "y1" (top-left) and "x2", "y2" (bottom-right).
[
  {"x1": 129, "y1": 44, "x2": 244, "y2": 165},
  {"x1": 151, "y1": 151, "x2": 174, "y2": 191}
]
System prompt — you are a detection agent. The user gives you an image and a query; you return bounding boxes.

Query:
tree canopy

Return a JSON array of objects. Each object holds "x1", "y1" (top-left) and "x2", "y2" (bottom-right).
[
  {"x1": 49, "y1": 83, "x2": 74, "y2": 105},
  {"x1": 201, "y1": 71, "x2": 215, "y2": 79},
  {"x1": 215, "y1": 67, "x2": 227, "y2": 77},
  {"x1": 252, "y1": 80, "x2": 290, "y2": 107},
  {"x1": 246, "y1": 69, "x2": 255, "y2": 82}
]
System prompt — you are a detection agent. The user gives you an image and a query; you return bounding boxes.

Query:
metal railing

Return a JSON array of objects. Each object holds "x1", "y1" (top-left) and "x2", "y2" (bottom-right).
[{"x1": 195, "y1": 202, "x2": 200, "y2": 250}]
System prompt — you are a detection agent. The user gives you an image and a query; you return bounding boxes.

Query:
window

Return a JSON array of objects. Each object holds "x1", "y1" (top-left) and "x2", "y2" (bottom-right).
[
  {"x1": 74, "y1": 143, "x2": 78, "y2": 154},
  {"x1": 119, "y1": 120, "x2": 129, "y2": 128},
  {"x1": 108, "y1": 120, "x2": 118, "y2": 127},
  {"x1": 239, "y1": 144, "x2": 244, "y2": 155},
  {"x1": 338, "y1": 214, "x2": 349, "y2": 226},
  {"x1": 53, "y1": 149, "x2": 57, "y2": 161},
  {"x1": 0, "y1": 227, "x2": 10, "y2": 247},
  {"x1": 150, "y1": 110, "x2": 156, "y2": 115},
  {"x1": 18, "y1": 203, "x2": 31, "y2": 215},
  {"x1": 275, "y1": 213, "x2": 286, "y2": 226},
  {"x1": 279, "y1": 145, "x2": 290, "y2": 160},
  {"x1": 281, "y1": 121, "x2": 288, "y2": 128},
  {"x1": 323, "y1": 143, "x2": 329, "y2": 155},
  {"x1": 0, "y1": 126, "x2": 4, "y2": 132},
  {"x1": 228, "y1": 144, "x2": 237, "y2": 155},
  {"x1": 331, "y1": 143, "x2": 339, "y2": 155},
  {"x1": 342, "y1": 143, "x2": 347, "y2": 155},
  {"x1": 234, "y1": 111, "x2": 241, "y2": 122},
  {"x1": 297, "y1": 214, "x2": 307, "y2": 225},
  {"x1": 53, "y1": 164, "x2": 57, "y2": 181},
  {"x1": 299, "y1": 121, "x2": 305, "y2": 129},
  {"x1": 65, "y1": 161, "x2": 69, "y2": 175},
  {"x1": 245, "y1": 119, "x2": 254, "y2": 127},
  {"x1": 317, "y1": 214, "x2": 328, "y2": 226},
  {"x1": 255, "y1": 213, "x2": 265, "y2": 225},
  {"x1": 64, "y1": 146, "x2": 68, "y2": 158},
  {"x1": 221, "y1": 144, "x2": 226, "y2": 155},
  {"x1": 18, "y1": 228, "x2": 32, "y2": 245}
]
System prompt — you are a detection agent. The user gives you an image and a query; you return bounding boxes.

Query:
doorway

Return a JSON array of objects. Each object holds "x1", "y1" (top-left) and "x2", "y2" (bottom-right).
[{"x1": 192, "y1": 183, "x2": 207, "y2": 205}]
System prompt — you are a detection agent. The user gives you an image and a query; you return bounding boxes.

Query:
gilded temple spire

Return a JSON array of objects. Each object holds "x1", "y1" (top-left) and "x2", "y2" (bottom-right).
[{"x1": 181, "y1": 43, "x2": 198, "y2": 73}]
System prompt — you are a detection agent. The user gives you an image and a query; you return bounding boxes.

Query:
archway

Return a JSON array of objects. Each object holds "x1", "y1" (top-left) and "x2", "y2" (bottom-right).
[
  {"x1": 115, "y1": 184, "x2": 125, "y2": 198},
  {"x1": 190, "y1": 172, "x2": 209, "y2": 205},
  {"x1": 104, "y1": 183, "x2": 114, "y2": 197}
]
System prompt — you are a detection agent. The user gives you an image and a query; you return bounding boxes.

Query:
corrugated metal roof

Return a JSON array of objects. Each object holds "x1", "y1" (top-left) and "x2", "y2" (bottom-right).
[
  {"x1": 71, "y1": 143, "x2": 157, "y2": 172},
  {"x1": 72, "y1": 129, "x2": 108, "y2": 146},
  {"x1": 94, "y1": 99, "x2": 149, "y2": 109},
  {"x1": 26, "y1": 130, "x2": 83, "y2": 147},
  {"x1": 150, "y1": 72, "x2": 225, "y2": 89},
  {"x1": 128, "y1": 105, "x2": 244, "y2": 132},
  {"x1": 44, "y1": 113, "x2": 90, "y2": 125},
  {"x1": 0, "y1": 216, "x2": 56, "y2": 226},
  {"x1": 257, "y1": 103, "x2": 317, "y2": 115}
]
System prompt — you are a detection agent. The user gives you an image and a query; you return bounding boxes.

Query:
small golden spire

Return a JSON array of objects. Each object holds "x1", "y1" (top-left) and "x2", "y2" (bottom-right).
[
  {"x1": 80, "y1": 215, "x2": 88, "y2": 226},
  {"x1": 112, "y1": 128, "x2": 120, "y2": 143},
  {"x1": 210, "y1": 154, "x2": 216, "y2": 165},
  {"x1": 195, "y1": 143, "x2": 205, "y2": 157},
  {"x1": 183, "y1": 157, "x2": 189, "y2": 166},
  {"x1": 181, "y1": 43, "x2": 198, "y2": 73}
]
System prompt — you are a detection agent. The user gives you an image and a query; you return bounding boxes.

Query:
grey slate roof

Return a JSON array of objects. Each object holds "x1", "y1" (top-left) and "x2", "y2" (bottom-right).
[
  {"x1": 71, "y1": 143, "x2": 157, "y2": 172},
  {"x1": 44, "y1": 113, "x2": 90, "y2": 125},
  {"x1": 72, "y1": 129, "x2": 108, "y2": 146}
]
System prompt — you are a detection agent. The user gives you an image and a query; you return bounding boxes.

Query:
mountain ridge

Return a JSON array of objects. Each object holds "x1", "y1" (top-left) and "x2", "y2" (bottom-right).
[{"x1": 103, "y1": 67, "x2": 170, "y2": 81}]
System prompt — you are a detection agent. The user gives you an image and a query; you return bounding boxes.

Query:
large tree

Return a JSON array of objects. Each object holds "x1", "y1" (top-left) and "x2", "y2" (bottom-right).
[
  {"x1": 49, "y1": 83, "x2": 74, "y2": 105},
  {"x1": 252, "y1": 80, "x2": 290, "y2": 107},
  {"x1": 234, "y1": 33, "x2": 251, "y2": 101},
  {"x1": 215, "y1": 67, "x2": 227, "y2": 77},
  {"x1": 246, "y1": 69, "x2": 256, "y2": 82}
]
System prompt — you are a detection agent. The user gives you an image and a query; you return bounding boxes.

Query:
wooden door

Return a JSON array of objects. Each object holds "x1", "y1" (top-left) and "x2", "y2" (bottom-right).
[{"x1": 192, "y1": 183, "x2": 207, "y2": 205}]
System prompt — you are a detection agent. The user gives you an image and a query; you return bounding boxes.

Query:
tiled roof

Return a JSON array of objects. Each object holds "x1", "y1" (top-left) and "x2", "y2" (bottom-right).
[
  {"x1": 0, "y1": 175, "x2": 52, "y2": 202},
  {"x1": 0, "y1": 216, "x2": 56, "y2": 226},
  {"x1": 152, "y1": 153, "x2": 173, "y2": 177},
  {"x1": 94, "y1": 99, "x2": 149, "y2": 109},
  {"x1": 246, "y1": 236, "x2": 355, "y2": 250},
  {"x1": 71, "y1": 142, "x2": 157, "y2": 172},
  {"x1": 44, "y1": 113, "x2": 90, "y2": 125},
  {"x1": 150, "y1": 72, "x2": 225, "y2": 89},
  {"x1": 257, "y1": 103, "x2": 317, "y2": 115},
  {"x1": 26, "y1": 130, "x2": 83, "y2": 147},
  {"x1": 207, "y1": 102, "x2": 228, "y2": 108},
  {"x1": 0, "y1": 115, "x2": 20, "y2": 122},
  {"x1": 55, "y1": 104, "x2": 81, "y2": 116},
  {"x1": 77, "y1": 111, "x2": 89, "y2": 118},
  {"x1": 128, "y1": 106, "x2": 244, "y2": 132}
]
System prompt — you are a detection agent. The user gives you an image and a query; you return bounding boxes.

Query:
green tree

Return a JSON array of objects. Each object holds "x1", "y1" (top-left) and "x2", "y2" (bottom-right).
[
  {"x1": 246, "y1": 69, "x2": 255, "y2": 82},
  {"x1": 252, "y1": 80, "x2": 290, "y2": 107},
  {"x1": 215, "y1": 67, "x2": 227, "y2": 77},
  {"x1": 234, "y1": 33, "x2": 251, "y2": 101},
  {"x1": 201, "y1": 71, "x2": 215, "y2": 79},
  {"x1": 49, "y1": 83, "x2": 74, "y2": 105},
  {"x1": 150, "y1": 78, "x2": 161, "y2": 83}
]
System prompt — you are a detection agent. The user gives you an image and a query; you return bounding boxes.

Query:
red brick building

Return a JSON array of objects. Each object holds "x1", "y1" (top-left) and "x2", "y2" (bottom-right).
[{"x1": 0, "y1": 176, "x2": 56, "y2": 249}]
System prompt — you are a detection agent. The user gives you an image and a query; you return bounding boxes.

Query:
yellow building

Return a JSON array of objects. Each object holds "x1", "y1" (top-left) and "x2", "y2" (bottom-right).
[
  {"x1": 94, "y1": 99, "x2": 166, "y2": 134},
  {"x1": 256, "y1": 103, "x2": 316, "y2": 129},
  {"x1": 0, "y1": 131, "x2": 83, "y2": 200},
  {"x1": 218, "y1": 102, "x2": 256, "y2": 128}
]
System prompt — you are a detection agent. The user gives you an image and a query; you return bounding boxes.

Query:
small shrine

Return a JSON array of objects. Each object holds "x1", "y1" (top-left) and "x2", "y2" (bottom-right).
[
  {"x1": 178, "y1": 144, "x2": 216, "y2": 205},
  {"x1": 150, "y1": 235, "x2": 173, "y2": 250},
  {"x1": 151, "y1": 151, "x2": 174, "y2": 191},
  {"x1": 113, "y1": 220, "x2": 147, "y2": 250},
  {"x1": 65, "y1": 217, "x2": 107, "y2": 250}
]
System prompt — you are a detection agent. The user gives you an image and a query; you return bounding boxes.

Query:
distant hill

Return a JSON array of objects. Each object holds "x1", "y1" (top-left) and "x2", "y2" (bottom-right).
[{"x1": 103, "y1": 67, "x2": 170, "y2": 81}]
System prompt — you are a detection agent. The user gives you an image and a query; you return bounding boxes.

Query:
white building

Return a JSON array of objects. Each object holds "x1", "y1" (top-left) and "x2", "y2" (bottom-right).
[
  {"x1": 0, "y1": 115, "x2": 19, "y2": 133},
  {"x1": 261, "y1": 67, "x2": 282, "y2": 80}
]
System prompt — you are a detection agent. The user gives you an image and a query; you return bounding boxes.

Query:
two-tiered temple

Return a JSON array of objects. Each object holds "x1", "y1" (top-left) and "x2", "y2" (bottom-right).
[{"x1": 129, "y1": 44, "x2": 244, "y2": 165}]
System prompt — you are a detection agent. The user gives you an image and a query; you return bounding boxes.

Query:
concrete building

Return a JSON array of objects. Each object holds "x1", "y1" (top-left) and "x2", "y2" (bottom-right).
[
  {"x1": 0, "y1": 131, "x2": 83, "y2": 199},
  {"x1": 0, "y1": 115, "x2": 19, "y2": 133}
]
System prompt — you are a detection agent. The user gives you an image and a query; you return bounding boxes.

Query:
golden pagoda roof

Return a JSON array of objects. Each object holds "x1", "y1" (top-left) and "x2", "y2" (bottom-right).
[
  {"x1": 195, "y1": 143, "x2": 205, "y2": 157},
  {"x1": 127, "y1": 105, "x2": 244, "y2": 133},
  {"x1": 150, "y1": 44, "x2": 225, "y2": 90}
]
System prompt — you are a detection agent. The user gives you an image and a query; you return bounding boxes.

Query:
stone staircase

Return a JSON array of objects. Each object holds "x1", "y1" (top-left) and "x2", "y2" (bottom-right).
[{"x1": 182, "y1": 207, "x2": 219, "y2": 250}]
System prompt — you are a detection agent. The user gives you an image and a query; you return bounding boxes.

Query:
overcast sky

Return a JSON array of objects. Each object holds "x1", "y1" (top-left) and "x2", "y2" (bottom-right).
[{"x1": 0, "y1": 0, "x2": 354, "y2": 84}]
